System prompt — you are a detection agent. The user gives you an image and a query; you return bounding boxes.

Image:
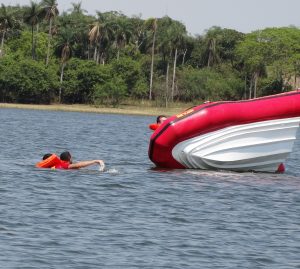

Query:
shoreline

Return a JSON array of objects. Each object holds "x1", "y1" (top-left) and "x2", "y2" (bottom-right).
[{"x1": 0, "y1": 103, "x2": 188, "y2": 117}]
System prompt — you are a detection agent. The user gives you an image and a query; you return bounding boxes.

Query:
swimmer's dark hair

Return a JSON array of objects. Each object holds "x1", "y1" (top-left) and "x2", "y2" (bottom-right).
[
  {"x1": 156, "y1": 115, "x2": 166, "y2": 124},
  {"x1": 60, "y1": 151, "x2": 72, "y2": 162},
  {"x1": 43, "y1": 153, "x2": 52, "y2": 160}
]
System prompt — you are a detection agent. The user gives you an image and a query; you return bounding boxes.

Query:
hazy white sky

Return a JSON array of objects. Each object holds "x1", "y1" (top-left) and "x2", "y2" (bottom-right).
[{"x1": 2, "y1": 0, "x2": 300, "y2": 35}]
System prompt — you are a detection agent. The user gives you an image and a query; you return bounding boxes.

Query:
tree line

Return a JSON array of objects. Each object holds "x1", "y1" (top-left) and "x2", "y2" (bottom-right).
[{"x1": 1, "y1": 0, "x2": 300, "y2": 106}]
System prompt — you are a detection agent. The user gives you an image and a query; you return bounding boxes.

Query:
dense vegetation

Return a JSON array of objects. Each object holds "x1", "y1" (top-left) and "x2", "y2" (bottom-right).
[{"x1": 1, "y1": 1, "x2": 300, "y2": 106}]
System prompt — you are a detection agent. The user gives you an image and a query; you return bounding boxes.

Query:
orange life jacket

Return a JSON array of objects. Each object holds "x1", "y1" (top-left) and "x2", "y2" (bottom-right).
[
  {"x1": 36, "y1": 154, "x2": 61, "y2": 169},
  {"x1": 149, "y1": 123, "x2": 160, "y2": 131}
]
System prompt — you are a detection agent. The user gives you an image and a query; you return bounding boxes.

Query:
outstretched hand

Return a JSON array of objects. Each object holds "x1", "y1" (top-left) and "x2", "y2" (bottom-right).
[
  {"x1": 68, "y1": 159, "x2": 105, "y2": 170},
  {"x1": 97, "y1": 160, "x2": 105, "y2": 171}
]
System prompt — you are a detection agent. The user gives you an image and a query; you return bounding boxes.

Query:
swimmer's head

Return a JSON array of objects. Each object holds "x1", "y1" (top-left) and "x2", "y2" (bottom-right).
[
  {"x1": 60, "y1": 151, "x2": 72, "y2": 163},
  {"x1": 156, "y1": 115, "x2": 167, "y2": 124},
  {"x1": 42, "y1": 153, "x2": 52, "y2": 160}
]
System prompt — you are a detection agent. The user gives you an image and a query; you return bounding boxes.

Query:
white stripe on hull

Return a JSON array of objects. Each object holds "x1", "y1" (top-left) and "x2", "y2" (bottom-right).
[{"x1": 172, "y1": 117, "x2": 300, "y2": 172}]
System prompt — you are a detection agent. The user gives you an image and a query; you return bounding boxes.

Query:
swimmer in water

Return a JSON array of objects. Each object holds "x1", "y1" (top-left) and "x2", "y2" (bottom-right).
[
  {"x1": 40, "y1": 151, "x2": 105, "y2": 171},
  {"x1": 149, "y1": 115, "x2": 168, "y2": 131}
]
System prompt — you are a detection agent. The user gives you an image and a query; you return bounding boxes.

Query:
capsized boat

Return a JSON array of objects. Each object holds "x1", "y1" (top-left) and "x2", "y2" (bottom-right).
[{"x1": 148, "y1": 90, "x2": 300, "y2": 172}]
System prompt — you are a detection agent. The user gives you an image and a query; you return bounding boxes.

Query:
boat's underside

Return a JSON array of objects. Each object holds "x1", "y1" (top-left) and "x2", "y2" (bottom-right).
[{"x1": 172, "y1": 117, "x2": 300, "y2": 172}]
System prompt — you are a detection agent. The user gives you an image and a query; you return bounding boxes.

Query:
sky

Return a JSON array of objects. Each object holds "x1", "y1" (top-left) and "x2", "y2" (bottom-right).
[{"x1": 2, "y1": 0, "x2": 300, "y2": 36}]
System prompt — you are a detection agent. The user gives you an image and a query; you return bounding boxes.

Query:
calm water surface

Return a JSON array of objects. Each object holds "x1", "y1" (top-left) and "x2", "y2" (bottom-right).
[{"x1": 0, "y1": 108, "x2": 300, "y2": 269}]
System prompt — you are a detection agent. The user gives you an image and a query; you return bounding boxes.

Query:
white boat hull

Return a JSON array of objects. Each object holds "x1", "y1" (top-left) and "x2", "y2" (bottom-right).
[{"x1": 172, "y1": 117, "x2": 300, "y2": 172}]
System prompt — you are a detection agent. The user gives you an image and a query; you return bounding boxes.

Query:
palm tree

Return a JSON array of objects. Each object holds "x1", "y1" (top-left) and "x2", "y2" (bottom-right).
[
  {"x1": 89, "y1": 12, "x2": 115, "y2": 64},
  {"x1": 68, "y1": 1, "x2": 87, "y2": 15},
  {"x1": 59, "y1": 42, "x2": 71, "y2": 103},
  {"x1": 42, "y1": 0, "x2": 59, "y2": 66},
  {"x1": 114, "y1": 17, "x2": 132, "y2": 60},
  {"x1": 146, "y1": 18, "x2": 157, "y2": 100},
  {"x1": 157, "y1": 17, "x2": 186, "y2": 103},
  {"x1": 23, "y1": 1, "x2": 43, "y2": 59},
  {"x1": 99, "y1": 21, "x2": 116, "y2": 64},
  {"x1": 130, "y1": 15, "x2": 147, "y2": 52},
  {"x1": 156, "y1": 17, "x2": 174, "y2": 106},
  {"x1": 202, "y1": 28, "x2": 223, "y2": 67},
  {"x1": 57, "y1": 10, "x2": 91, "y2": 59},
  {"x1": 56, "y1": 28, "x2": 73, "y2": 103},
  {"x1": 207, "y1": 37, "x2": 219, "y2": 67},
  {"x1": 169, "y1": 22, "x2": 186, "y2": 102},
  {"x1": 89, "y1": 20, "x2": 101, "y2": 62},
  {"x1": 0, "y1": 4, "x2": 16, "y2": 57}
]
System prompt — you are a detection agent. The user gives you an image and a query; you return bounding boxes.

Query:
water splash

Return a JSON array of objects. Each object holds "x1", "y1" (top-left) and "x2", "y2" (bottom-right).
[
  {"x1": 98, "y1": 162, "x2": 105, "y2": 172},
  {"x1": 104, "y1": 168, "x2": 119, "y2": 174}
]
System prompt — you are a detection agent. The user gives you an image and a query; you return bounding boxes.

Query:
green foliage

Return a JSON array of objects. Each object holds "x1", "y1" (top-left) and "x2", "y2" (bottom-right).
[
  {"x1": 132, "y1": 78, "x2": 148, "y2": 98},
  {"x1": 0, "y1": 55, "x2": 58, "y2": 103},
  {"x1": 0, "y1": 4, "x2": 22, "y2": 36},
  {"x1": 235, "y1": 27, "x2": 300, "y2": 96},
  {"x1": 56, "y1": 11, "x2": 93, "y2": 59},
  {"x1": 258, "y1": 77, "x2": 285, "y2": 96},
  {"x1": 177, "y1": 65, "x2": 243, "y2": 102},
  {"x1": 111, "y1": 56, "x2": 147, "y2": 97},
  {"x1": 236, "y1": 28, "x2": 300, "y2": 70},
  {"x1": 205, "y1": 27, "x2": 245, "y2": 65},
  {"x1": 188, "y1": 27, "x2": 244, "y2": 68},
  {"x1": 60, "y1": 58, "x2": 112, "y2": 103},
  {"x1": 93, "y1": 76, "x2": 127, "y2": 107},
  {"x1": 7, "y1": 30, "x2": 48, "y2": 59}
]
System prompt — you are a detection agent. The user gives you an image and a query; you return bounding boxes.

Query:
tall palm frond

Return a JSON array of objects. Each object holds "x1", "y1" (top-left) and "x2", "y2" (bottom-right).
[
  {"x1": 0, "y1": 4, "x2": 18, "y2": 56},
  {"x1": 56, "y1": 27, "x2": 74, "y2": 103},
  {"x1": 41, "y1": 0, "x2": 59, "y2": 65},
  {"x1": 23, "y1": 1, "x2": 43, "y2": 59},
  {"x1": 68, "y1": 2, "x2": 87, "y2": 14},
  {"x1": 88, "y1": 12, "x2": 116, "y2": 64}
]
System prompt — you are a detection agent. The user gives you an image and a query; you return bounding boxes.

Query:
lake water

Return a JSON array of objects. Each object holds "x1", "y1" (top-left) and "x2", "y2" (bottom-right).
[{"x1": 0, "y1": 108, "x2": 300, "y2": 269}]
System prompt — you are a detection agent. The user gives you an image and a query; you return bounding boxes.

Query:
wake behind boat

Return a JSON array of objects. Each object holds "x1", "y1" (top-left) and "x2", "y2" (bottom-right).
[{"x1": 149, "y1": 90, "x2": 300, "y2": 172}]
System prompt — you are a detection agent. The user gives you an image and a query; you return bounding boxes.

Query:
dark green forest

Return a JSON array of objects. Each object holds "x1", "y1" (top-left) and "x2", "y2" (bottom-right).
[{"x1": 1, "y1": 0, "x2": 300, "y2": 106}]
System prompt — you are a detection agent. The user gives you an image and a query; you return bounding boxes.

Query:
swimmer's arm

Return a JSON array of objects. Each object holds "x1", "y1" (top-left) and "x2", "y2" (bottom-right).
[{"x1": 68, "y1": 160, "x2": 104, "y2": 169}]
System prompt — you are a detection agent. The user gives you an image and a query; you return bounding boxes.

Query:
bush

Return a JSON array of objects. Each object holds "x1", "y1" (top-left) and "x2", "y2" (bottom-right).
[
  {"x1": 111, "y1": 57, "x2": 148, "y2": 97},
  {"x1": 7, "y1": 31, "x2": 48, "y2": 60},
  {"x1": 61, "y1": 59, "x2": 112, "y2": 103},
  {"x1": 0, "y1": 56, "x2": 58, "y2": 104},
  {"x1": 177, "y1": 65, "x2": 244, "y2": 102},
  {"x1": 93, "y1": 76, "x2": 127, "y2": 107}
]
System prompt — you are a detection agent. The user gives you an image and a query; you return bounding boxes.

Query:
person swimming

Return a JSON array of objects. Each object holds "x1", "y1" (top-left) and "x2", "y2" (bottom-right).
[
  {"x1": 156, "y1": 115, "x2": 167, "y2": 124},
  {"x1": 58, "y1": 151, "x2": 105, "y2": 170},
  {"x1": 149, "y1": 115, "x2": 167, "y2": 131},
  {"x1": 37, "y1": 151, "x2": 105, "y2": 171}
]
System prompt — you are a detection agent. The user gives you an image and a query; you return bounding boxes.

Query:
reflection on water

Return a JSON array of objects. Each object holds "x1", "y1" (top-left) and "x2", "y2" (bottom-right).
[{"x1": 0, "y1": 108, "x2": 300, "y2": 269}]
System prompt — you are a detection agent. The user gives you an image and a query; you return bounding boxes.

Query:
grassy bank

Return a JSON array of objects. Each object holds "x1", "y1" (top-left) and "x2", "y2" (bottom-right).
[{"x1": 0, "y1": 101, "x2": 192, "y2": 117}]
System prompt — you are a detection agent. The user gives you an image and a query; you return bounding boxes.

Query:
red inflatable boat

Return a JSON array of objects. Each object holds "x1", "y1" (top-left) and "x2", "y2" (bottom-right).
[{"x1": 149, "y1": 90, "x2": 300, "y2": 172}]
